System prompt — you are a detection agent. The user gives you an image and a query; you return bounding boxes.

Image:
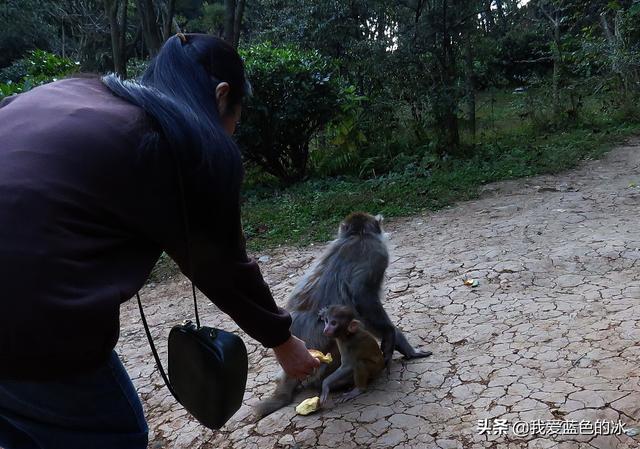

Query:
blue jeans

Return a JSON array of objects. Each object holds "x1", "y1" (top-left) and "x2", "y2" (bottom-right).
[{"x1": 0, "y1": 351, "x2": 148, "y2": 449}]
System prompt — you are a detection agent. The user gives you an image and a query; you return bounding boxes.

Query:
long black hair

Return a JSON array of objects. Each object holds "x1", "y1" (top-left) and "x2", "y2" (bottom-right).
[{"x1": 102, "y1": 34, "x2": 250, "y2": 198}]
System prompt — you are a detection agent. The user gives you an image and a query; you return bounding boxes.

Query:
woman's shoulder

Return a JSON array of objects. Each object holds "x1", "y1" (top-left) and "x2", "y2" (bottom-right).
[
  {"x1": 28, "y1": 76, "x2": 147, "y2": 124},
  {"x1": 1, "y1": 76, "x2": 153, "y2": 146}
]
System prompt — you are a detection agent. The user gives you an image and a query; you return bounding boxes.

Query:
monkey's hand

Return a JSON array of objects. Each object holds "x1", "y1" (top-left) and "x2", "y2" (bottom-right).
[
  {"x1": 273, "y1": 336, "x2": 321, "y2": 380},
  {"x1": 319, "y1": 386, "x2": 330, "y2": 406}
]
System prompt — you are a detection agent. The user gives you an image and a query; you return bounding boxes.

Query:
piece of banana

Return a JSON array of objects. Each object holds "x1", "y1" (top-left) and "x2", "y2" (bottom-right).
[
  {"x1": 308, "y1": 349, "x2": 333, "y2": 364},
  {"x1": 295, "y1": 396, "x2": 321, "y2": 415}
]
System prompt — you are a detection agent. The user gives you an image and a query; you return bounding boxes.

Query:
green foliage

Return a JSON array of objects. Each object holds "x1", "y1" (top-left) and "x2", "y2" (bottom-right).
[
  {"x1": 0, "y1": 83, "x2": 21, "y2": 99},
  {"x1": 23, "y1": 50, "x2": 78, "y2": 81},
  {"x1": 1, "y1": 0, "x2": 639, "y2": 253},
  {"x1": 0, "y1": 50, "x2": 78, "y2": 99},
  {"x1": 237, "y1": 42, "x2": 352, "y2": 183},
  {"x1": 0, "y1": 0, "x2": 55, "y2": 69},
  {"x1": 488, "y1": 27, "x2": 552, "y2": 85},
  {"x1": 126, "y1": 58, "x2": 150, "y2": 79},
  {"x1": 309, "y1": 86, "x2": 367, "y2": 177},
  {"x1": 0, "y1": 58, "x2": 31, "y2": 84},
  {"x1": 179, "y1": 1, "x2": 225, "y2": 33},
  {"x1": 243, "y1": 88, "x2": 640, "y2": 251}
]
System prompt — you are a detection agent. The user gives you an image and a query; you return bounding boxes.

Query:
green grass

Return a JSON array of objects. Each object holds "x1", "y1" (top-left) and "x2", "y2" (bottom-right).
[{"x1": 242, "y1": 90, "x2": 640, "y2": 252}]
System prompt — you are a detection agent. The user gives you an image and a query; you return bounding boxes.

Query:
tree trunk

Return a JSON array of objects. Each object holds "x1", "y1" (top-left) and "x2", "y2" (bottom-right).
[
  {"x1": 600, "y1": 12, "x2": 629, "y2": 94},
  {"x1": 552, "y1": 20, "x2": 560, "y2": 115},
  {"x1": 440, "y1": 0, "x2": 460, "y2": 152},
  {"x1": 495, "y1": 0, "x2": 505, "y2": 26},
  {"x1": 61, "y1": 20, "x2": 66, "y2": 59},
  {"x1": 232, "y1": 0, "x2": 245, "y2": 48},
  {"x1": 162, "y1": 0, "x2": 177, "y2": 41},
  {"x1": 483, "y1": 0, "x2": 494, "y2": 34},
  {"x1": 223, "y1": 0, "x2": 237, "y2": 45},
  {"x1": 464, "y1": 33, "x2": 476, "y2": 142},
  {"x1": 104, "y1": 0, "x2": 128, "y2": 78},
  {"x1": 137, "y1": 0, "x2": 162, "y2": 56}
]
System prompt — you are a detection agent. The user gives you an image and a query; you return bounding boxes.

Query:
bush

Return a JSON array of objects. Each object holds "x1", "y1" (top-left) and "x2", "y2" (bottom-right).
[
  {"x1": 0, "y1": 57, "x2": 30, "y2": 83},
  {"x1": 0, "y1": 50, "x2": 78, "y2": 100},
  {"x1": 309, "y1": 85, "x2": 367, "y2": 177},
  {"x1": 237, "y1": 42, "x2": 352, "y2": 184},
  {"x1": 126, "y1": 58, "x2": 150, "y2": 80}
]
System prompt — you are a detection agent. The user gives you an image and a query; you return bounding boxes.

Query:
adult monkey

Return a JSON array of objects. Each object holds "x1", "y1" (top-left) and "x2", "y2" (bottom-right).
[{"x1": 256, "y1": 212, "x2": 431, "y2": 418}]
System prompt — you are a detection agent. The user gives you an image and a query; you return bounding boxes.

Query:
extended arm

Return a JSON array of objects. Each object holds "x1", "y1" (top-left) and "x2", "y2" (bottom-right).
[{"x1": 166, "y1": 196, "x2": 292, "y2": 348}]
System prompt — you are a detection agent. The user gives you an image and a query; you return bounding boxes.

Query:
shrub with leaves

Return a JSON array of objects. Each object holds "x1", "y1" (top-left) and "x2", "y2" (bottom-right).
[
  {"x1": 237, "y1": 43, "x2": 351, "y2": 184},
  {"x1": 310, "y1": 85, "x2": 367, "y2": 177},
  {"x1": 0, "y1": 50, "x2": 78, "y2": 100},
  {"x1": 126, "y1": 58, "x2": 150, "y2": 80}
]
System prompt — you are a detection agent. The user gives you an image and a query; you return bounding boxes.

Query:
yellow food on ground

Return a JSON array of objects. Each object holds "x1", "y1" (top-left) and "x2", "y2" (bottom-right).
[
  {"x1": 295, "y1": 396, "x2": 321, "y2": 415},
  {"x1": 308, "y1": 349, "x2": 333, "y2": 364},
  {"x1": 463, "y1": 278, "x2": 479, "y2": 287}
]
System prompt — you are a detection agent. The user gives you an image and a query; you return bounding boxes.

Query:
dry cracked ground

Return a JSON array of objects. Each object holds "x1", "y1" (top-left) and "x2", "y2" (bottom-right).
[{"x1": 118, "y1": 138, "x2": 640, "y2": 449}]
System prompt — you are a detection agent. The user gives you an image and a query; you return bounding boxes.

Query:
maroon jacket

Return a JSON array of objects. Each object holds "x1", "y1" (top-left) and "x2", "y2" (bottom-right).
[{"x1": 0, "y1": 77, "x2": 291, "y2": 380}]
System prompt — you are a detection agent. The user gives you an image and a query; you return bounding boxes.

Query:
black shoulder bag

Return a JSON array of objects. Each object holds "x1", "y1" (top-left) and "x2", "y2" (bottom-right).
[{"x1": 135, "y1": 148, "x2": 248, "y2": 430}]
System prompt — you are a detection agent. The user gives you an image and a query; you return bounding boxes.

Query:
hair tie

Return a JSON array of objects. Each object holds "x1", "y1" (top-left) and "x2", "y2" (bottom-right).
[{"x1": 176, "y1": 33, "x2": 187, "y2": 44}]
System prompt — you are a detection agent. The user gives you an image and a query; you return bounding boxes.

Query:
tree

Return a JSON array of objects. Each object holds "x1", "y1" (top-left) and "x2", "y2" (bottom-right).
[
  {"x1": 597, "y1": 2, "x2": 640, "y2": 96},
  {"x1": 104, "y1": 0, "x2": 129, "y2": 76},
  {"x1": 136, "y1": 0, "x2": 163, "y2": 55},
  {"x1": 0, "y1": 0, "x2": 55, "y2": 68},
  {"x1": 395, "y1": 0, "x2": 483, "y2": 153},
  {"x1": 535, "y1": 0, "x2": 569, "y2": 114},
  {"x1": 223, "y1": 0, "x2": 245, "y2": 47},
  {"x1": 237, "y1": 43, "x2": 351, "y2": 183}
]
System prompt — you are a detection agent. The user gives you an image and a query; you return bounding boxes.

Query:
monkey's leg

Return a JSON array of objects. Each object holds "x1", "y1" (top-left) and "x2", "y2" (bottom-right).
[
  {"x1": 337, "y1": 361, "x2": 370, "y2": 403},
  {"x1": 320, "y1": 366, "x2": 353, "y2": 405},
  {"x1": 394, "y1": 329, "x2": 432, "y2": 359},
  {"x1": 357, "y1": 302, "x2": 396, "y2": 366},
  {"x1": 255, "y1": 374, "x2": 300, "y2": 419},
  {"x1": 359, "y1": 297, "x2": 432, "y2": 362}
]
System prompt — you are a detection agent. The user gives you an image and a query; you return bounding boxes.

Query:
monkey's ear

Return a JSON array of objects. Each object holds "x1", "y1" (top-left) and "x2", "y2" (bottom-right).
[
  {"x1": 338, "y1": 222, "x2": 350, "y2": 237},
  {"x1": 347, "y1": 319, "x2": 360, "y2": 334}
]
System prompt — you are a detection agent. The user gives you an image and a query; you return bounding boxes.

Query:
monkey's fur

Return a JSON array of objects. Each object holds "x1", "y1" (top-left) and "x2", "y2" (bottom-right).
[
  {"x1": 256, "y1": 212, "x2": 431, "y2": 418},
  {"x1": 318, "y1": 305, "x2": 385, "y2": 405}
]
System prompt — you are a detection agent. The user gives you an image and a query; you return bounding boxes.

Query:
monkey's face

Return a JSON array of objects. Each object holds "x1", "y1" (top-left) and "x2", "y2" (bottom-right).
[
  {"x1": 321, "y1": 305, "x2": 355, "y2": 338},
  {"x1": 322, "y1": 316, "x2": 340, "y2": 338}
]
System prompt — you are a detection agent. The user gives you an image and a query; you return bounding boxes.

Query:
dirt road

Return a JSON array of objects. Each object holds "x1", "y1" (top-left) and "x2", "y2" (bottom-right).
[{"x1": 118, "y1": 138, "x2": 640, "y2": 449}]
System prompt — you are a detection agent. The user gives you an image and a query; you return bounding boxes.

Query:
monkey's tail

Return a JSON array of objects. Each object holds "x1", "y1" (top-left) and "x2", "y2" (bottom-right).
[{"x1": 255, "y1": 376, "x2": 299, "y2": 419}]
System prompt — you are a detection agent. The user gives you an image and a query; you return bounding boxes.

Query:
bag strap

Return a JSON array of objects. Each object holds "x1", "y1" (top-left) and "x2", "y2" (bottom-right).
[
  {"x1": 136, "y1": 292, "x2": 179, "y2": 399},
  {"x1": 170, "y1": 142, "x2": 200, "y2": 328},
  {"x1": 136, "y1": 140, "x2": 201, "y2": 401}
]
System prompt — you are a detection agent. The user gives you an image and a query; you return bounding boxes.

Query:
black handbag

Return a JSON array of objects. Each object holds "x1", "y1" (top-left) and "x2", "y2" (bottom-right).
[
  {"x1": 136, "y1": 293, "x2": 248, "y2": 430},
  {"x1": 135, "y1": 143, "x2": 248, "y2": 430}
]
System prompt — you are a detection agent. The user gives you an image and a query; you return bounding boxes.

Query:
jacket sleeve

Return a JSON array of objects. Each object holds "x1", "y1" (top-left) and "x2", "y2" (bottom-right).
[
  {"x1": 163, "y1": 192, "x2": 292, "y2": 349},
  {"x1": 127, "y1": 126, "x2": 292, "y2": 348}
]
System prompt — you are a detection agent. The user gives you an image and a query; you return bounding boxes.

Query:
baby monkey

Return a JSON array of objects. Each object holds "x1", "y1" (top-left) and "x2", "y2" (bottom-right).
[{"x1": 319, "y1": 305, "x2": 385, "y2": 405}]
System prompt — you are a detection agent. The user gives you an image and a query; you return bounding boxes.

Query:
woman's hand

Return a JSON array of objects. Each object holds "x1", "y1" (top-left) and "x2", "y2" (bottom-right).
[{"x1": 272, "y1": 335, "x2": 320, "y2": 380}]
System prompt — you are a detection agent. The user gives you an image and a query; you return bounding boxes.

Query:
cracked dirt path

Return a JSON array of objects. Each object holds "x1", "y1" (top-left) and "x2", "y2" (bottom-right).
[{"x1": 117, "y1": 138, "x2": 640, "y2": 449}]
